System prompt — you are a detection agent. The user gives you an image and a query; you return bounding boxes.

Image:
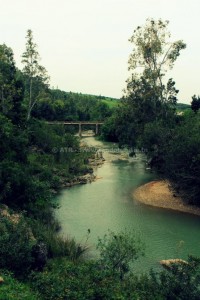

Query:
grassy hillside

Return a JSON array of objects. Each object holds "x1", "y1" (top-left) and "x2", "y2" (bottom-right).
[{"x1": 176, "y1": 103, "x2": 190, "y2": 111}]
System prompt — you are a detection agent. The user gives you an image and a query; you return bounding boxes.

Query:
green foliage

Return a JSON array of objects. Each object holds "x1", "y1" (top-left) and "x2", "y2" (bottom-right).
[
  {"x1": 1, "y1": 29, "x2": 200, "y2": 300},
  {"x1": 31, "y1": 222, "x2": 88, "y2": 261},
  {"x1": 0, "y1": 215, "x2": 35, "y2": 276},
  {"x1": 31, "y1": 259, "x2": 98, "y2": 300},
  {"x1": 0, "y1": 44, "x2": 16, "y2": 115},
  {"x1": 162, "y1": 113, "x2": 200, "y2": 205},
  {"x1": 22, "y1": 29, "x2": 49, "y2": 120},
  {"x1": 32, "y1": 89, "x2": 114, "y2": 122},
  {"x1": 30, "y1": 231, "x2": 145, "y2": 299},
  {"x1": 0, "y1": 44, "x2": 26, "y2": 122},
  {"x1": 191, "y1": 95, "x2": 200, "y2": 113},
  {"x1": 30, "y1": 254, "x2": 200, "y2": 300},
  {"x1": 104, "y1": 19, "x2": 185, "y2": 149},
  {"x1": 0, "y1": 112, "x2": 92, "y2": 212},
  {"x1": 102, "y1": 19, "x2": 200, "y2": 207},
  {"x1": 97, "y1": 229, "x2": 144, "y2": 279},
  {"x1": 101, "y1": 113, "x2": 119, "y2": 142},
  {"x1": 158, "y1": 256, "x2": 200, "y2": 299},
  {"x1": 176, "y1": 102, "x2": 190, "y2": 112},
  {"x1": 102, "y1": 98, "x2": 119, "y2": 108},
  {"x1": 140, "y1": 112, "x2": 200, "y2": 205},
  {"x1": 128, "y1": 18, "x2": 186, "y2": 100},
  {"x1": 30, "y1": 258, "x2": 141, "y2": 300},
  {"x1": 0, "y1": 270, "x2": 38, "y2": 300}
]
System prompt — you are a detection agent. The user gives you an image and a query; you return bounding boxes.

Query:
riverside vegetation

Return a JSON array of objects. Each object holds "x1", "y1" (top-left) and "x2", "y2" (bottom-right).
[
  {"x1": 0, "y1": 21, "x2": 200, "y2": 299},
  {"x1": 102, "y1": 19, "x2": 200, "y2": 207}
]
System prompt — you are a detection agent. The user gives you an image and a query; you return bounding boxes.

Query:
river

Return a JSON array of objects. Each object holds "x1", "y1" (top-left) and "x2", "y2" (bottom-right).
[{"x1": 56, "y1": 136, "x2": 200, "y2": 271}]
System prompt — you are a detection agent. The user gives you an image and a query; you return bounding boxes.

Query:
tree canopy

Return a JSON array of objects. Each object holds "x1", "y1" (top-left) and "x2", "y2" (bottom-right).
[{"x1": 22, "y1": 29, "x2": 49, "y2": 120}]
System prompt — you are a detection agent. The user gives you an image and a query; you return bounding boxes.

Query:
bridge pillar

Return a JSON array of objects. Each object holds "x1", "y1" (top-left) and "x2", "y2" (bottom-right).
[
  {"x1": 79, "y1": 123, "x2": 82, "y2": 137},
  {"x1": 95, "y1": 124, "x2": 98, "y2": 135}
]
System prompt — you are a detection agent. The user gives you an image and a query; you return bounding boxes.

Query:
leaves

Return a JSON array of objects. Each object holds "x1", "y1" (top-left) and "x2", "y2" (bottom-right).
[
  {"x1": 127, "y1": 18, "x2": 186, "y2": 100},
  {"x1": 97, "y1": 229, "x2": 144, "y2": 279},
  {"x1": 21, "y1": 29, "x2": 49, "y2": 120}
]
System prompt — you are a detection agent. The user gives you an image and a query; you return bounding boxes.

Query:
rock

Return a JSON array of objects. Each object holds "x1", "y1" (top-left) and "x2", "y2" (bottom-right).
[
  {"x1": 64, "y1": 182, "x2": 72, "y2": 187},
  {"x1": 62, "y1": 173, "x2": 96, "y2": 187},
  {"x1": 160, "y1": 259, "x2": 188, "y2": 269},
  {"x1": 79, "y1": 174, "x2": 95, "y2": 184}
]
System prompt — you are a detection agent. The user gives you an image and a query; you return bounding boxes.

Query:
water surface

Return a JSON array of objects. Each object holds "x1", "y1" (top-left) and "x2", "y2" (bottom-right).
[{"x1": 56, "y1": 137, "x2": 200, "y2": 271}]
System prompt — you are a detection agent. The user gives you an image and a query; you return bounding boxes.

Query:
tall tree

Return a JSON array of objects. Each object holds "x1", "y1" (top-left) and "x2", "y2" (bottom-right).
[
  {"x1": 0, "y1": 44, "x2": 16, "y2": 114},
  {"x1": 22, "y1": 29, "x2": 49, "y2": 120},
  {"x1": 191, "y1": 95, "x2": 200, "y2": 113},
  {"x1": 0, "y1": 44, "x2": 25, "y2": 123},
  {"x1": 127, "y1": 19, "x2": 186, "y2": 104},
  {"x1": 103, "y1": 19, "x2": 186, "y2": 147}
]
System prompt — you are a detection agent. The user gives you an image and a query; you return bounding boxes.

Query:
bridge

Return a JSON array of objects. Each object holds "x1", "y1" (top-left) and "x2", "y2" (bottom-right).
[{"x1": 47, "y1": 121, "x2": 104, "y2": 137}]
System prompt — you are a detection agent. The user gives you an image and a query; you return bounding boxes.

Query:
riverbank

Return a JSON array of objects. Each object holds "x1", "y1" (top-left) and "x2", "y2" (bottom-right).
[
  {"x1": 133, "y1": 180, "x2": 200, "y2": 216},
  {"x1": 58, "y1": 157, "x2": 105, "y2": 188}
]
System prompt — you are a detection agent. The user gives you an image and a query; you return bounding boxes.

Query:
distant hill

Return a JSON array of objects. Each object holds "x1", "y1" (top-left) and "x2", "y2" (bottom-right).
[
  {"x1": 51, "y1": 89, "x2": 121, "y2": 109},
  {"x1": 101, "y1": 97, "x2": 120, "y2": 108},
  {"x1": 176, "y1": 103, "x2": 190, "y2": 111}
]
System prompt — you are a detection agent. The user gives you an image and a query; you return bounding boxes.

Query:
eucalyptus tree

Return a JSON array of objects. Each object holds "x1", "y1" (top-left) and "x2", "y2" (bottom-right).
[
  {"x1": 107, "y1": 19, "x2": 186, "y2": 148},
  {"x1": 22, "y1": 29, "x2": 49, "y2": 120},
  {"x1": 127, "y1": 19, "x2": 186, "y2": 104}
]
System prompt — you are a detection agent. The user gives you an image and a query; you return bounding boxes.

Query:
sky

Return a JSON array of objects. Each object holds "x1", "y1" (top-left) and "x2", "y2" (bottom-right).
[{"x1": 1, "y1": 0, "x2": 200, "y2": 103}]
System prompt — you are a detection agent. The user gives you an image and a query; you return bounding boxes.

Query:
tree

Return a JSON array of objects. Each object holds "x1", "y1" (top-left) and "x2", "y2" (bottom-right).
[
  {"x1": 0, "y1": 44, "x2": 17, "y2": 114},
  {"x1": 97, "y1": 229, "x2": 144, "y2": 279},
  {"x1": 159, "y1": 256, "x2": 200, "y2": 299},
  {"x1": 108, "y1": 19, "x2": 186, "y2": 148},
  {"x1": 22, "y1": 29, "x2": 49, "y2": 120},
  {"x1": 127, "y1": 19, "x2": 186, "y2": 104},
  {"x1": 191, "y1": 95, "x2": 200, "y2": 113}
]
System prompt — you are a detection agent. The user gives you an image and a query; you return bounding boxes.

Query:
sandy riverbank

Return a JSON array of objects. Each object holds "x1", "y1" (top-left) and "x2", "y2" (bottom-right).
[{"x1": 133, "y1": 180, "x2": 200, "y2": 216}]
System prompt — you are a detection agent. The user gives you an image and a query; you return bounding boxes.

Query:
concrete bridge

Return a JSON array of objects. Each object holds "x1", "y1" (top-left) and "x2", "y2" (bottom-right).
[{"x1": 47, "y1": 121, "x2": 104, "y2": 137}]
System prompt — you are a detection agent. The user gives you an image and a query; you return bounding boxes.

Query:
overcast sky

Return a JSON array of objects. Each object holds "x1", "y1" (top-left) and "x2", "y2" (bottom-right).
[{"x1": 1, "y1": 0, "x2": 200, "y2": 103}]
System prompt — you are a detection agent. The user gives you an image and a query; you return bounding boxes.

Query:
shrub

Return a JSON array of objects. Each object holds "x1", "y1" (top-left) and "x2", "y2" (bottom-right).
[
  {"x1": 0, "y1": 270, "x2": 38, "y2": 300},
  {"x1": 97, "y1": 229, "x2": 145, "y2": 279},
  {"x1": 0, "y1": 216, "x2": 35, "y2": 277}
]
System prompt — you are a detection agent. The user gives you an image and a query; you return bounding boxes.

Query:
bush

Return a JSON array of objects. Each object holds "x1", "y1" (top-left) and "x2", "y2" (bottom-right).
[
  {"x1": 0, "y1": 216, "x2": 35, "y2": 277},
  {"x1": 97, "y1": 229, "x2": 145, "y2": 279},
  {"x1": 30, "y1": 258, "x2": 142, "y2": 300},
  {"x1": 0, "y1": 270, "x2": 38, "y2": 300}
]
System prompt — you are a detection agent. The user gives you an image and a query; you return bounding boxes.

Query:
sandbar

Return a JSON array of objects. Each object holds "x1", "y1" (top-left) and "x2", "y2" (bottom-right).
[{"x1": 133, "y1": 180, "x2": 200, "y2": 216}]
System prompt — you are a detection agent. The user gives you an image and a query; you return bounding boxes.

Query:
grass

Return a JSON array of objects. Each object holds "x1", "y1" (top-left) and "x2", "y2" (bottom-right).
[{"x1": 102, "y1": 98, "x2": 120, "y2": 108}]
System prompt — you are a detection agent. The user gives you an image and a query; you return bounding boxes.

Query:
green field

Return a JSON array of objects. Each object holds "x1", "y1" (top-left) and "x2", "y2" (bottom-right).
[{"x1": 102, "y1": 98, "x2": 120, "y2": 108}]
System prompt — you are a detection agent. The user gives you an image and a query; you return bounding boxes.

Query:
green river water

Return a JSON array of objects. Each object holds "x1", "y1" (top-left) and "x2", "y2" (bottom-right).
[{"x1": 56, "y1": 136, "x2": 200, "y2": 271}]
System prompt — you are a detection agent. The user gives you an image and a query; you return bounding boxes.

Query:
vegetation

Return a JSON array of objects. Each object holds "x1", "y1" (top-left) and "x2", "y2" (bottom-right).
[
  {"x1": 97, "y1": 230, "x2": 144, "y2": 279},
  {"x1": 191, "y1": 95, "x2": 200, "y2": 113},
  {"x1": 0, "y1": 21, "x2": 200, "y2": 299},
  {"x1": 22, "y1": 29, "x2": 49, "y2": 120},
  {"x1": 102, "y1": 18, "x2": 200, "y2": 206},
  {"x1": 0, "y1": 270, "x2": 38, "y2": 300},
  {"x1": 176, "y1": 103, "x2": 190, "y2": 112}
]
